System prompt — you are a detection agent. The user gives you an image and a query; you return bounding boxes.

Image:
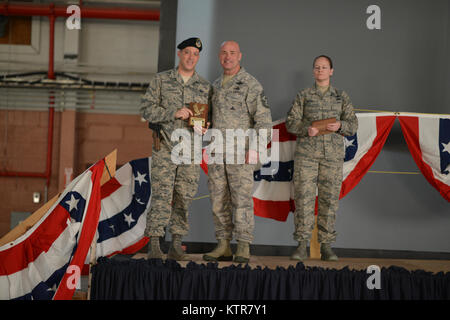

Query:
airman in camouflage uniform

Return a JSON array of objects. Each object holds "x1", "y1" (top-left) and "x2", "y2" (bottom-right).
[
  {"x1": 140, "y1": 37, "x2": 211, "y2": 261},
  {"x1": 203, "y1": 41, "x2": 272, "y2": 263},
  {"x1": 286, "y1": 55, "x2": 358, "y2": 261}
]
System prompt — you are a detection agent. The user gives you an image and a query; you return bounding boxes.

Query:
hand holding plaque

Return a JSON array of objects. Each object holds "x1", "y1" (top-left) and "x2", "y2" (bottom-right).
[
  {"x1": 188, "y1": 102, "x2": 209, "y2": 128},
  {"x1": 311, "y1": 118, "x2": 337, "y2": 136}
]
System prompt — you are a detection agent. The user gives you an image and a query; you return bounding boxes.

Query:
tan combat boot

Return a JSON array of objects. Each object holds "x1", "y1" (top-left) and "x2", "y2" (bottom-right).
[
  {"x1": 167, "y1": 234, "x2": 190, "y2": 261},
  {"x1": 320, "y1": 243, "x2": 338, "y2": 261},
  {"x1": 233, "y1": 240, "x2": 250, "y2": 263},
  {"x1": 147, "y1": 236, "x2": 163, "y2": 259},
  {"x1": 203, "y1": 239, "x2": 233, "y2": 261},
  {"x1": 290, "y1": 241, "x2": 308, "y2": 261}
]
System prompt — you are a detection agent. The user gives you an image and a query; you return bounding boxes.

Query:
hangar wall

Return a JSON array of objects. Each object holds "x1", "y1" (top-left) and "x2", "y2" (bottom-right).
[{"x1": 0, "y1": 1, "x2": 159, "y2": 236}]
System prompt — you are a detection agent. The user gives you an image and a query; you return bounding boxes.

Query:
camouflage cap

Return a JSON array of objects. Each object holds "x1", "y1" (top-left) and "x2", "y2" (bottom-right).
[{"x1": 177, "y1": 37, "x2": 202, "y2": 52}]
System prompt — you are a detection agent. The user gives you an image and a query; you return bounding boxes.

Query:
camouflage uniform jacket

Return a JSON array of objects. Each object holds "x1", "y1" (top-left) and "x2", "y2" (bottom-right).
[
  {"x1": 211, "y1": 67, "x2": 272, "y2": 155},
  {"x1": 140, "y1": 68, "x2": 211, "y2": 148},
  {"x1": 286, "y1": 83, "x2": 358, "y2": 161}
]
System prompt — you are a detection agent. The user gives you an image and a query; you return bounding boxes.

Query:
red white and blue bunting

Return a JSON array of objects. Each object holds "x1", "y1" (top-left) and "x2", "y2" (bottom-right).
[
  {"x1": 0, "y1": 159, "x2": 105, "y2": 300},
  {"x1": 252, "y1": 113, "x2": 397, "y2": 221},
  {"x1": 1, "y1": 112, "x2": 448, "y2": 300},
  {"x1": 399, "y1": 114, "x2": 450, "y2": 201}
]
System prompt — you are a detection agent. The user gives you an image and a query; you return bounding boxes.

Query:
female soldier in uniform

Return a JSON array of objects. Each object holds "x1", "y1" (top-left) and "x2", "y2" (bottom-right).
[{"x1": 286, "y1": 55, "x2": 358, "y2": 261}]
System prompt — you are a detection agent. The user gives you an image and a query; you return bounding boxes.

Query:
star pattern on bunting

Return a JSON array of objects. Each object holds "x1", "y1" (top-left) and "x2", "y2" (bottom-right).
[
  {"x1": 345, "y1": 138, "x2": 355, "y2": 148},
  {"x1": 134, "y1": 171, "x2": 147, "y2": 186},
  {"x1": 442, "y1": 141, "x2": 450, "y2": 155},
  {"x1": 344, "y1": 134, "x2": 358, "y2": 162},
  {"x1": 95, "y1": 158, "x2": 151, "y2": 250},
  {"x1": 65, "y1": 194, "x2": 79, "y2": 212},
  {"x1": 124, "y1": 213, "x2": 136, "y2": 227},
  {"x1": 439, "y1": 119, "x2": 450, "y2": 175}
]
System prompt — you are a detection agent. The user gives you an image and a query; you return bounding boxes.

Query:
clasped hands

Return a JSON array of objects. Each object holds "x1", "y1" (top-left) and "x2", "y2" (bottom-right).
[{"x1": 308, "y1": 121, "x2": 341, "y2": 137}]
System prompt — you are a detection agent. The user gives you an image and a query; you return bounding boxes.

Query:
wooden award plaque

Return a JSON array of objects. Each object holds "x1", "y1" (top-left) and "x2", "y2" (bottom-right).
[
  {"x1": 311, "y1": 117, "x2": 337, "y2": 135},
  {"x1": 188, "y1": 102, "x2": 208, "y2": 128}
]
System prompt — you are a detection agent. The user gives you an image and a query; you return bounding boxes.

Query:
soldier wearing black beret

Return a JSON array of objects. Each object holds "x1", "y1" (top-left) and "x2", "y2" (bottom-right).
[
  {"x1": 140, "y1": 36, "x2": 210, "y2": 261},
  {"x1": 177, "y1": 37, "x2": 203, "y2": 52}
]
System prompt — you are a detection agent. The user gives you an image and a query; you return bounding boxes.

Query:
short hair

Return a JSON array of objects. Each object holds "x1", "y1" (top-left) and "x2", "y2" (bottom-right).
[{"x1": 313, "y1": 55, "x2": 333, "y2": 69}]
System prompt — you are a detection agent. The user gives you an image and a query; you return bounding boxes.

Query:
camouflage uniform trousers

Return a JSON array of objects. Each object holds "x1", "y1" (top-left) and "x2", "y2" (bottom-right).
[
  {"x1": 144, "y1": 143, "x2": 200, "y2": 238},
  {"x1": 292, "y1": 156, "x2": 343, "y2": 243},
  {"x1": 207, "y1": 162, "x2": 255, "y2": 243}
]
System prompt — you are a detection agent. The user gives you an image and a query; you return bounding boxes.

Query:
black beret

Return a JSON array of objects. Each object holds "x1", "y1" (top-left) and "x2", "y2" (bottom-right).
[{"x1": 177, "y1": 37, "x2": 202, "y2": 52}]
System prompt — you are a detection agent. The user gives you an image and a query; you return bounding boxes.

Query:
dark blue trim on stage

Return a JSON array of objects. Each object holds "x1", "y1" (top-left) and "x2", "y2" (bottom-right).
[{"x1": 90, "y1": 258, "x2": 450, "y2": 300}]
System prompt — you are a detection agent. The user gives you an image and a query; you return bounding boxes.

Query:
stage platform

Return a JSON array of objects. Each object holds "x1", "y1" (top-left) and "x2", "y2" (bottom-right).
[
  {"x1": 131, "y1": 253, "x2": 450, "y2": 274},
  {"x1": 87, "y1": 253, "x2": 450, "y2": 300}
]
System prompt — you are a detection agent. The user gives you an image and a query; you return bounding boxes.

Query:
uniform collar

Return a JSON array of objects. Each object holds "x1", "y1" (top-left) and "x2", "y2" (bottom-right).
[
  {"x1": 171, "y1": 67, "x2": 200, "y2": 85},
  {"x1": 312, "y1": 82, "x2": 339, "y2": 97},
  {"x1": 220, "y1": 67, "x2": 246, "y2": 89}
]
